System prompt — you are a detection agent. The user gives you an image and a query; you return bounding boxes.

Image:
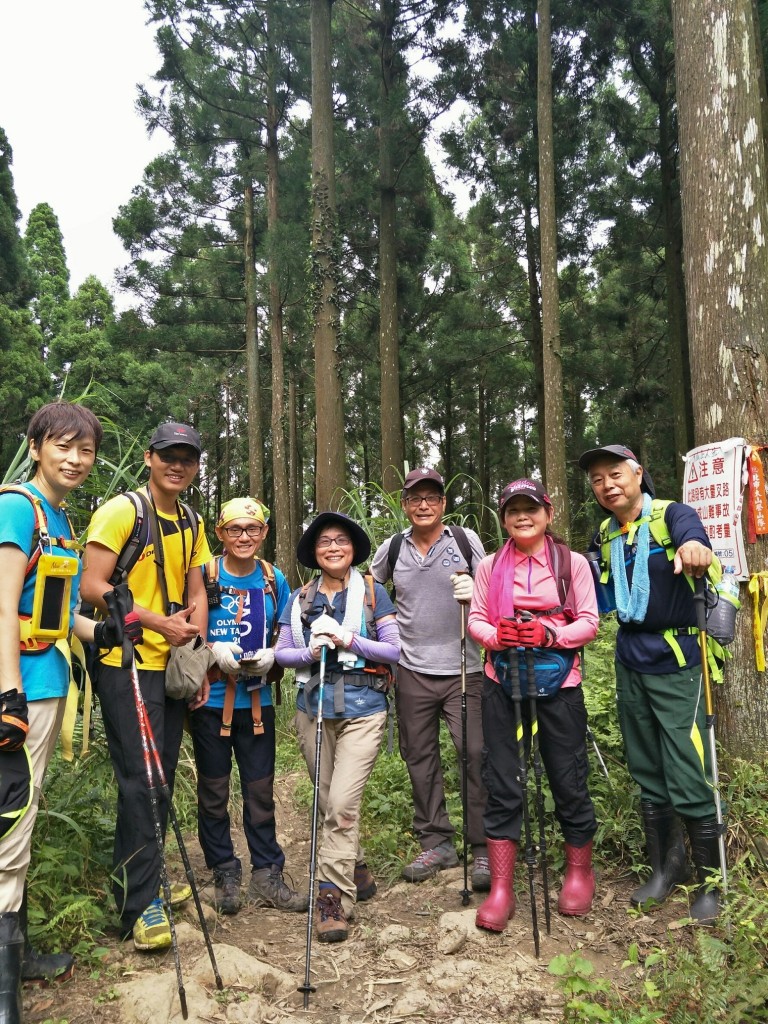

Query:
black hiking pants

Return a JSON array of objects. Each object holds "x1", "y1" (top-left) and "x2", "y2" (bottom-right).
[
  {"x1": 97, "y1": 665, "x2": 186, "y2": 933},
  {"x1": 481, "y1": 677, "x2": 597, "y2": 847}
]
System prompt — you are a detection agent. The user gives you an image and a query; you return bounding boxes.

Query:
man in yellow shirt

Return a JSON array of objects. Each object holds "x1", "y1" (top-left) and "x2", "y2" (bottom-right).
[{"x1": 82, "y1": 423, "x2": 212, "y2": 951}]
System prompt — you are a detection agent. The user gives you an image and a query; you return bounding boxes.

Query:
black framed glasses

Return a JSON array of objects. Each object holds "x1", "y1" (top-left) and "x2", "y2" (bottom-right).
[
  {"x1": 316, "y1": 534, "x2": 353, "y2": 549},
  {"x1": 222, "y1": 524, "x2": 264, "y2": 538},
  {"x1": 403, "y1": 493, "x2": 443, "y2": 508}
]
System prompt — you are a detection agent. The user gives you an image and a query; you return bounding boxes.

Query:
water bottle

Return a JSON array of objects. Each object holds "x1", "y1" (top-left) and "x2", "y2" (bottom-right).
[
  {"x1": 706, "y1": 566, "x2": 740, "y2": 645},
  {"x1": 584, "y1": 550, "x2": 617, "y2": 614}
]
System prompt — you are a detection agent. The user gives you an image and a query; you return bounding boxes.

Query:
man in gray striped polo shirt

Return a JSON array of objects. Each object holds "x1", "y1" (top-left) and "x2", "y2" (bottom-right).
[{"x1": 371, "y1": 469, "x2": 489, "y2": 889}]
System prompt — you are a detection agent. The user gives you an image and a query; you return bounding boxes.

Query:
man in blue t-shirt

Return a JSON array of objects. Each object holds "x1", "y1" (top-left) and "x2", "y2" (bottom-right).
[
  {"x1": 580, "y1": 444, "x2": 722, "y2": 923},
  {"x1": 190, "y1": 497, "x2": 306, "y2": 915}
]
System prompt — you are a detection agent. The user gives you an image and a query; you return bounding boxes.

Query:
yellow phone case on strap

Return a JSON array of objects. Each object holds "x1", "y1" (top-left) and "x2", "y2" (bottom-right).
[{"x1": 30, "y1": 553, "x2": 78, "y2": 640}]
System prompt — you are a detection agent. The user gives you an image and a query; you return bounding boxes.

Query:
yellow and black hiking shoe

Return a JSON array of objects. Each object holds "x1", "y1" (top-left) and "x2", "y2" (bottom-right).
[
  {"x1": 159, "y1": 881, "x2": 193, "y2": 907},
  {"x1": 133, "y1": 898, "x2": 171, "y2": 951}
]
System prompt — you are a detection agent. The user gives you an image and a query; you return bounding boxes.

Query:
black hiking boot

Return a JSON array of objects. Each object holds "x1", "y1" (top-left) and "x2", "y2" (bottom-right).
[
  {"x1": 0, "y1": 912, "x2": 24, "y2": 1024},
  {"x1": 684, "y1": 818, "x2": 725, "y2": 924},
  {"x1": 213, "y1": 860, "x2": 242, "y2": 916},
  {"x1": 19, "y1": 884, "x2": 73, "y2": 985},
  {"x1": 631, "y1": 802, "x2": 690, "y2": 910}
]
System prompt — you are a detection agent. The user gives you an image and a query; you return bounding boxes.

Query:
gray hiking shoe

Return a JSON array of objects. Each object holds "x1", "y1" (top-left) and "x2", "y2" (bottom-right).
[
  {"x1": 213, "y1": 860, "x2": 242, "y2": 915},
  {"x1": 471, "y1": 854, "x2": 491, "y2": 892},
  {"x1": 248, "y1": 866, "x2": 309, "y2": 912},
  {"x1": 402, "y1": 840, "x2": 459, "y2": 882}
]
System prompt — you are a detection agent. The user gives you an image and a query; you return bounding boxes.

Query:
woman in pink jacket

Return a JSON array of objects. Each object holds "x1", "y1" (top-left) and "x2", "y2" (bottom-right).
[{"x1": 468, "y1": 479, "x2": 599, "y2": 932}]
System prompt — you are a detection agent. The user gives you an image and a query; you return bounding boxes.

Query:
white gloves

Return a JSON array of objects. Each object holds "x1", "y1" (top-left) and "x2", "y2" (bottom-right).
[
  {"x1": 309, "y1": 613, "x2": 350, "y2": 658},
  {"x1": 242, "y1": 648, "x2": 275, "y2": 676},
  {"x1": 450, "y1": 572, "x2": 474, "y2": 604},
  {"x1": 210, "y1": 641, "x2": 242, "y2": 674}
]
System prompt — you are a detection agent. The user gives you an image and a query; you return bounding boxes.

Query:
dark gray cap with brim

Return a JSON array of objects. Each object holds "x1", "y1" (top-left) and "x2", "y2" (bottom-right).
[
  {"x1": 149, "y1": 422, "x2": 202, "y2": 456},
  {"x1": 579, "y1": 444, "x2": 655, "y2": 497},
  {"x1": 296, "y1": 511, "x2": 371, "y2": 569},
  {"x1": 402, "y1": 468, "x2": 445, "y2": 492}
]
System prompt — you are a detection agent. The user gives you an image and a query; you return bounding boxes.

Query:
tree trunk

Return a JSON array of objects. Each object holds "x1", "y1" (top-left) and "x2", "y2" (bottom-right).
[
  {"x1": 311, "y1": 0, "x2": 346, "y2": 510},
  {"x1": 266, "y1": 5, "x2": 292, "y2": 579},
  {"x1": 658, "y1": 73, "x2": 694, "y2": 483},
  {"x1": 288, "y1": 360, "x2": 301, "y2": 579},
  {"x1": 244, "y1": 181, "x2": 264, "y2": 498},
  {"x1": 378, "y1": 0, "x2": 404, "y2": 494},
  {"x1": 523, "y1": 199, "x2": 544, "y2": 471},
  {"x1": 536, "y1": 0, "x2": 569, "y2": 538},
  {"x1": 673, "y1": 0, "x2": 768, "y2": 757}
]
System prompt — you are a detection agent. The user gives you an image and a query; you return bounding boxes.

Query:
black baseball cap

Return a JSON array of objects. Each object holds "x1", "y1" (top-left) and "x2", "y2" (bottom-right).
[
  {"x1": 402, "y1": 468, "x2": 445, "y2": 492},
  {"x1": 579, "y1": 444, "x2": 655, "y2": 496},
  {"x1": 148, "y1": 422, "x2": 202, "y2": 456},
  {"x1": 499, "y1": 478, "x2": 552, "y2": 514},
  {"x1": 296, "y1": 512, "x2": 372, "y2": 570}
]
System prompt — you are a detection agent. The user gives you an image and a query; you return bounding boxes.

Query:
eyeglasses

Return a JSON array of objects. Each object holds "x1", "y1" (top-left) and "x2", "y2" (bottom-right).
[
  {"x1": 222, "y1": 525, "x2": 264, "y2": 538},
  {"x1": 154, "y1": 450, "x2": 199, "y2": 468},
  {"x1": 316, "y1": 535, "x2": 353, "y2": 549},
  {"x1": 403, "y1": 493, "x2": 443, "y2": 508}
]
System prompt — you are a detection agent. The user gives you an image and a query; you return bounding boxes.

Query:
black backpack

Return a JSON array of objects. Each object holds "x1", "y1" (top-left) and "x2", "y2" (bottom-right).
[{"x1": 106, "y1": 489, "x2": 199, "y2": 586}]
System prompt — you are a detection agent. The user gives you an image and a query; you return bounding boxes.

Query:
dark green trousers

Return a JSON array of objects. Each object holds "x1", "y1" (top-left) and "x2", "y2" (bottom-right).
[{"x1": 615, "y1": 662, "x2": 716, "y2": 819}]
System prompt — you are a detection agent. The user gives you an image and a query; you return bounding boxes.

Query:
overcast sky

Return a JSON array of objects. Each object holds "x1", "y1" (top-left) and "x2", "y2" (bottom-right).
[
  {"x1": 0, "y1": 2, "x2": 468, "y2": 311},
  {"x1": 0, "y1": 0, "x2": 167, "y2": 303}
]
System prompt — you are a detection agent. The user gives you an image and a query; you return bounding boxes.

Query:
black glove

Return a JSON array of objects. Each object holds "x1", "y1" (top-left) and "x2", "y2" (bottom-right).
[
  {"x1": 0, "y1": 689, "x2": 29, "y2": 752},
  {"x1": 94, "y1": 612, "x2": 143, "y2": 652}
]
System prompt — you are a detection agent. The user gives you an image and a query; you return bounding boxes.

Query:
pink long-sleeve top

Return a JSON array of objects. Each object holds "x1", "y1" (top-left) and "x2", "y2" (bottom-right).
[{"x1": 467, "y1": 542, "x2": 599, "y2": 688}]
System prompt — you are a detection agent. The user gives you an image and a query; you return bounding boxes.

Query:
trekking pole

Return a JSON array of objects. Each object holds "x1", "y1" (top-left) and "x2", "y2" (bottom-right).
[
  {"x1": 693, "y1": 577, "x2": 729, "y2": 897},
  {"x1": 459, "y1": 596, "x2": 471, "y2": 906},
  {"x1": 105, "y1": 586, "x2": 223, "y2": 1004},
  {"x1": 520, "y1": 633, "x2": 551, "y2": 937},
  {"x1": 506, "y1": 640, "x2": 540, "y2": 957},
  {"x1": 104, "y1": 586, "x2": 188, "y2": 1018},
  {"x1": 585, "y1": 726, "x2": 612, "y2": 786},
  {"x1": 298, "y1": 645, "x2": 327, "y2": 1008},
  {"x1": 579, "y1": 649, "x2": 612, "y2": 786}
]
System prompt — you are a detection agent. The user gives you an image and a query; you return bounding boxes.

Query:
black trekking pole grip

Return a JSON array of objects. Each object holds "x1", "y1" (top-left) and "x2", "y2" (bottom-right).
[
  {"x1": 104, "y1": 583, "x2": 135, "y2": 671},
  {"x1": 693, "y1": 575, "x2": 708, "y2": 635}
]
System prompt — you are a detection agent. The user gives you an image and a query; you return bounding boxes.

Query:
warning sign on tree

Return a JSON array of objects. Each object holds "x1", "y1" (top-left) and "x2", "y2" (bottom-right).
[{"x1": 682, "y1": 438, "x2": 747, "y2": 578}]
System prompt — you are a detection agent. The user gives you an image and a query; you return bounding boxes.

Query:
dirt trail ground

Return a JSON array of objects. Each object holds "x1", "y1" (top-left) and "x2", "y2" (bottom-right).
[{"x1": 24, "y1": 772, "x2": 693, "y2": 1024}]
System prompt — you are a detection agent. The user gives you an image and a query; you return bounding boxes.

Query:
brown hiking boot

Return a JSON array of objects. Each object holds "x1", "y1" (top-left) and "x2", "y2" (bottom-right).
[
  {"x1": 316, "y1": 887, "x2": 348, "y2": 943},
  {"x1": 248, "y1": 866, "x2": 309, "y2": 912},
  {"x1": 354, "y1": 862, "x2": 377, "y2": 902},
  {"x1": 213, "y1": 860, "x2": 242, "y2": 915}
]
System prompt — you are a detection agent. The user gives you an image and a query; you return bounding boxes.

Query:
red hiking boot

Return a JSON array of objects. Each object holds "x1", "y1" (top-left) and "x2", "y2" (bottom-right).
[
  {"x1": 558, "y1": 840, "x2": 595, "y2": 916},
  {"x1": 475, "y1": 838, "x2": 517, "y2": 933}
]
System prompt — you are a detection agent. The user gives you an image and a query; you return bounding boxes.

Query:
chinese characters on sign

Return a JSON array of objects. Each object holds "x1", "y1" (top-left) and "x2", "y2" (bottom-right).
[{"x1": 682, "y1": 439, "x2": 747, "y2": 579}]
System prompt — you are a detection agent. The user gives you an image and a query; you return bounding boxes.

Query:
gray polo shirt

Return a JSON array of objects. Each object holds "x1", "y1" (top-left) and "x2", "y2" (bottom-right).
[{"x1": 370, "y1": 525, "x2": 486, "y2": 674}]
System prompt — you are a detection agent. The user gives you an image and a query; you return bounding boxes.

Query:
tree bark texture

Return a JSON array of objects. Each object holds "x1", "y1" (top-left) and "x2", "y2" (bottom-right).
[
  {"x1": 536, "y1": 0, "x2": 569, "y2": 538},
  {"x1": 673, "y1": 0, "x2": 768, "y2": 756},
  {"x1": 311, "y1": 0, "x2": 346, "y2": 510},
  {"x1": 244, "y1": 181, "x2": 264, "y2": 499},
  {"x1": 378, "y1": 0, "x2": 405, "y2": 494},
  {"x1": 266, "y1": 8, "x2": 293, "y2": 581}
]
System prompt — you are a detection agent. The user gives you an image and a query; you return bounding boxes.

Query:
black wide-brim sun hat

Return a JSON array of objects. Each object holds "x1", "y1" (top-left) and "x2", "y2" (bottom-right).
[{"x1": 296, "y1": 512, "x2": 372, "y2": 570}]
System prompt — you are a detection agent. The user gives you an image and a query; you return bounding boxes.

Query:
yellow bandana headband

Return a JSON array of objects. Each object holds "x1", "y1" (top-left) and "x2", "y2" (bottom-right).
[{"x1": 217, "y1": 497, "x2": 270, "y2": 528}]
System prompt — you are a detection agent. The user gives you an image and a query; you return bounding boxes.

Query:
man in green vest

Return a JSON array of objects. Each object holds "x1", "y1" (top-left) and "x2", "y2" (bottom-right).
[{"x1": 580, "y1": 444, "x2": 723, "y2": 923}]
